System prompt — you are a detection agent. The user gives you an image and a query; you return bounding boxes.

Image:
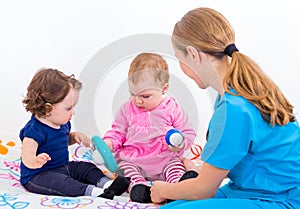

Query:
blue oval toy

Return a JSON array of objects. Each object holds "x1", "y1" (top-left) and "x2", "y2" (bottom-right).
[
  {"x1": 165, "y1": 129, "x2": 184, "y2": 147},
  {"x1": 91, "y1": 135, "x2": 118, "y2": 173}
]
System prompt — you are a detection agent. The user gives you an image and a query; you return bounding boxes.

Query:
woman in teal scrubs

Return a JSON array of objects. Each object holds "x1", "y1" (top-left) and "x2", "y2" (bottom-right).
[{"x1": 150, "y1": 7, "x2": 300, "y2": 209}]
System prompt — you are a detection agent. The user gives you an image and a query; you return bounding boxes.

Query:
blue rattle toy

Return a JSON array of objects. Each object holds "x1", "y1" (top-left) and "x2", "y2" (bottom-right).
[
  {"x1": 165, "y1": 129, "x2": 184, "y2": 147},
  {"x1": 91, "y1": 135, "x2": 118, "y2": 173}
]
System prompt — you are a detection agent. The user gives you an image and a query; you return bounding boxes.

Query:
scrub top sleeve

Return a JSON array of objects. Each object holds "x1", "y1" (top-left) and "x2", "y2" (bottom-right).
[{"x1": 201, "y1": 98, "x2": 253, "y2": 170}]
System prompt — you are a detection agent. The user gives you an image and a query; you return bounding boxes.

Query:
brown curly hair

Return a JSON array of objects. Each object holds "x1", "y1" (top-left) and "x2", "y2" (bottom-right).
[{"x1": 22, "y1": 68, "x2": 82, "y2": 118}]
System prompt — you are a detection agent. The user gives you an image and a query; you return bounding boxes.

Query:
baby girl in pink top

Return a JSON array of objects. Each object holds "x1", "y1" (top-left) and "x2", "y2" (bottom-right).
[{"x1": 103, "y1": 52, "x2": 196, "y2": 203}]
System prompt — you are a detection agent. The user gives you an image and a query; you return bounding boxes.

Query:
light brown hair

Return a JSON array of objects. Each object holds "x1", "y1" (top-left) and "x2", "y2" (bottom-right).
[
  {"x1": 128, "y1": 52, "x2": 169, "y2": 86},
  {"x1": 23, "y1": 68, "x2": 82, "y2": 118},
  {"x1": 172, "y1": 7, "x2": 294, "y2": 126}
]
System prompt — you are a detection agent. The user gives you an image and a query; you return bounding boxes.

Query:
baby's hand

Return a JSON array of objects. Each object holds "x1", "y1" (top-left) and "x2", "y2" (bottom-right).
[
  {"x1": 71, "y1": 132, "x2": 91, "y2": 147},
  {"x1": 167, "y1": 142, "x2": 185, "y2": 152},
  {"x1": 36, "y1": 153, "x2": 51, "y2": 168},
  {"x1": 104, "y1": 139, "x2": 113, "y2": 151}
]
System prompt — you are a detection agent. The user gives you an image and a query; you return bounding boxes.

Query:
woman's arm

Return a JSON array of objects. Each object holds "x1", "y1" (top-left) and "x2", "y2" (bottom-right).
[
  {"x1": 21, "y1": 137, "x2": 51, "y2": 169},
  {"x1": 150, "y1": 162, "x2": 229, "y2": 203}
]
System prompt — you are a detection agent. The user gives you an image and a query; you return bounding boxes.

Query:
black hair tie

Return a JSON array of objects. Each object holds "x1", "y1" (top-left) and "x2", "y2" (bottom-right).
[{"x1": 224, "y1": 43, "x2": 239, "y2": 57}]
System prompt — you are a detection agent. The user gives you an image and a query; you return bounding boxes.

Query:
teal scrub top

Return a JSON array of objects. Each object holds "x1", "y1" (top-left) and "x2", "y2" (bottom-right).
[{"x1": 201, "y1": 92, "x2": 300, "y2": 207}]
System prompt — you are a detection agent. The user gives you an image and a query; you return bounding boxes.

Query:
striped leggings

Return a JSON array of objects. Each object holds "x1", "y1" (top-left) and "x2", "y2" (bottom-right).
[{"x1": 119, "y1": 158, "x2": 185, "y2": 190}]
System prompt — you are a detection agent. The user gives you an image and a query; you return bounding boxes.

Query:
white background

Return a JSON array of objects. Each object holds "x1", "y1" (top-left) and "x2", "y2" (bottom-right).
[{"x1": 1, "y1": 0, "x2": 299, "y2": 145}]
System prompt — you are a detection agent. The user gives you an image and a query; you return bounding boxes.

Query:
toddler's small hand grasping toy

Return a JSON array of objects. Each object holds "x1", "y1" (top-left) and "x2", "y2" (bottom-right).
[{"x1": 165, "y1": 129, "x2": 184, "y2": 147}]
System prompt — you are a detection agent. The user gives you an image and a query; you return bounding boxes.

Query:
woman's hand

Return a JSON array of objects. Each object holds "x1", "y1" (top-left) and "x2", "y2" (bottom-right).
[
  {"x1": 150, "y1": 181, "x2": 168, "y2": 203},
  {"x1": 183, "y1": 157, "x2": 204, "y2": 172}
]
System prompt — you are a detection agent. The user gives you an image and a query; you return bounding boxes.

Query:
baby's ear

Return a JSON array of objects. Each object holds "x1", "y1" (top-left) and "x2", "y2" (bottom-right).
[
  {"x1": 45, "y1": 103, "x2": 53, "y2": 115},
  {"x1": 162, "y1": 83, "x2": 169, "y2": 94}
]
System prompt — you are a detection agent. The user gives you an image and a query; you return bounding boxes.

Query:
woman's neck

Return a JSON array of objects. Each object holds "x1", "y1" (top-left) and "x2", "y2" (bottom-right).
[{"x1": 210, "y1": 57, "x2": 230, "y2": 96}]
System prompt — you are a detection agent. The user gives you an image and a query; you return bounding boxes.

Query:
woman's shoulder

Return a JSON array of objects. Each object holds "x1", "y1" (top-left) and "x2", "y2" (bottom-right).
[
  {"x1": 215, "y1": 92, "x2": 259, "y2": 118},
  {"x1": 219, "y1": 91, "x2": 253, "y2": 107}
]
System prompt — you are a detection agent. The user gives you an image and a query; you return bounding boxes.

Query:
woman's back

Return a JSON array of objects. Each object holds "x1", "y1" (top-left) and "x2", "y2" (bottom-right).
[{"x1": 203, "y1": 92, "x2": 300, "y2": 205}]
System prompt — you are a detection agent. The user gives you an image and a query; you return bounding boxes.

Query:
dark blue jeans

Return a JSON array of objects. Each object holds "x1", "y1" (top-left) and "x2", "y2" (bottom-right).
[{"x1": 24, "y1": 161, "x2": 105, "y2": 197}]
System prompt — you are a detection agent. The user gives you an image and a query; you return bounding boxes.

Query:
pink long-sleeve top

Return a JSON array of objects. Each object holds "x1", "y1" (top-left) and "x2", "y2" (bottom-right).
[{"x1": 103, "y1": 95, "x2": 196, "y2": 176}]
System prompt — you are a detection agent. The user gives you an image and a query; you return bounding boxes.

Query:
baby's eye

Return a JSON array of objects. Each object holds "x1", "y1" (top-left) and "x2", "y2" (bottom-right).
[{"x1": 142, "y1": 95, "x2": 150, "y2": 99}]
